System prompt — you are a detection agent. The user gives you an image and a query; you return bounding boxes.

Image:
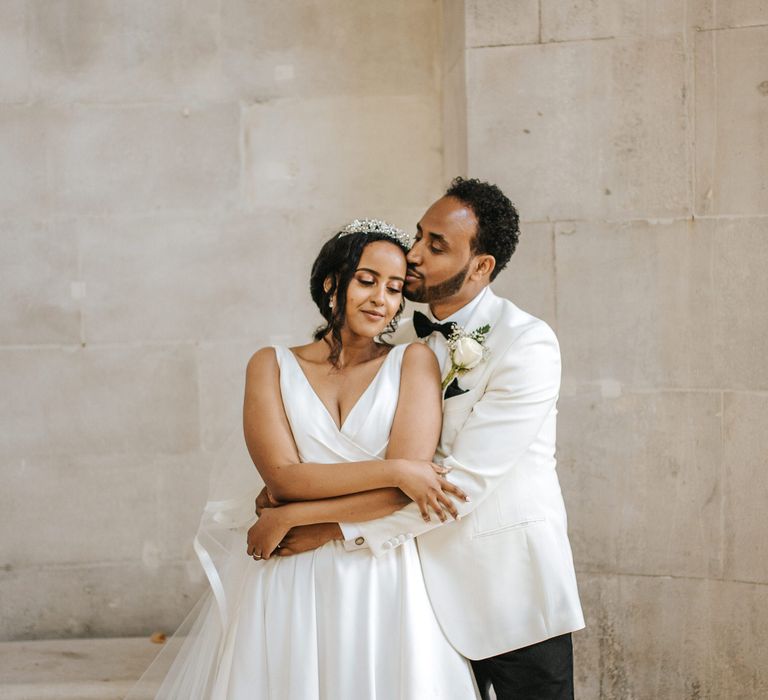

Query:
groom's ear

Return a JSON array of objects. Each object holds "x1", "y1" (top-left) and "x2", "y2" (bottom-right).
[{"x1": 469, "y1": 254, "x2": 495, "y2": 281}]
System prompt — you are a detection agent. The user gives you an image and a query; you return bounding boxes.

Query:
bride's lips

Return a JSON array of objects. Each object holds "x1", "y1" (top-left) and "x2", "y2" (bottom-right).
[{"x1": 361, "y1": 310, "x2": 385, "y2": 321}]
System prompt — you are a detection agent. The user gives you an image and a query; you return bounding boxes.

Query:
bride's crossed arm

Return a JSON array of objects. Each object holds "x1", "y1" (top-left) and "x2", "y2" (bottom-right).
[{"x1": 243, "y1": 343, "x2": 466, "y2": 558}]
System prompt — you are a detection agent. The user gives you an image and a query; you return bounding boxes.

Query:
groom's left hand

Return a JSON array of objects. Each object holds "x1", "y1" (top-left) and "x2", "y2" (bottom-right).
[
  {"x1": 255, "y1": 486, "x2": 281, "y2": 517},
  {"x1": 276, "y1": 523, "x2": 342, "y2": 556}
]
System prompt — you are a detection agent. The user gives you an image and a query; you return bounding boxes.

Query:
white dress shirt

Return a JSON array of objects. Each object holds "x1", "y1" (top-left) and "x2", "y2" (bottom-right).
[{"x1": 340, "y1": 287, "x2": 489, "y2": 546}]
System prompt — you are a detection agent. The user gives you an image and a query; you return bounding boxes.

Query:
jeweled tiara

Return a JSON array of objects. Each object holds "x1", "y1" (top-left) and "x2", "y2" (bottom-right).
[{"x1": 338, "y1": 218, "x2": 411, "y2": 249}]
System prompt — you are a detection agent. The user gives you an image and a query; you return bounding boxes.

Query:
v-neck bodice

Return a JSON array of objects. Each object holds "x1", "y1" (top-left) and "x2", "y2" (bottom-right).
[{"x1": 273, "y1": 344, "x2": 408, "y2": 463}]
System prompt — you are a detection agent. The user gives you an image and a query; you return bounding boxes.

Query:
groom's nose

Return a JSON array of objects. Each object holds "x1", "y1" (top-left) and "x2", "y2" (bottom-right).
[{"x1": 406, "y1": 241, "x2": 422, "y2": 266}]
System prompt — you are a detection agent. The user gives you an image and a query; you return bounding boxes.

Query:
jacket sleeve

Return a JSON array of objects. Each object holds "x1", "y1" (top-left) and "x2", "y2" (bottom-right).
[{"x1": 355, "y1": 321, "x2": 561, "y2": 557}]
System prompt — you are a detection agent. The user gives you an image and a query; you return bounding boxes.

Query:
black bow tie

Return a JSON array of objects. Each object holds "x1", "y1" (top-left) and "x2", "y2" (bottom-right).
[{"x1": 413, "y1": 310, "x2": 456, "y2": 340}]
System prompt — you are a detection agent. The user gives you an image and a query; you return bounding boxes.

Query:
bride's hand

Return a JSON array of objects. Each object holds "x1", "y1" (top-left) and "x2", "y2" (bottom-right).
[
  {"x1": 247, "y1": 507, "x2": 291, "y2": 560},
  {"x1": 395, "y1": 459, "x2": 469, "y2": 523}
]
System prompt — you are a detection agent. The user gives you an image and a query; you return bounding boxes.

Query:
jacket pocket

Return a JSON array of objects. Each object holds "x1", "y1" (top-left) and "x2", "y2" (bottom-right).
[{"x1": 472, "y1": 518, "x2": 545, "y2": 539}]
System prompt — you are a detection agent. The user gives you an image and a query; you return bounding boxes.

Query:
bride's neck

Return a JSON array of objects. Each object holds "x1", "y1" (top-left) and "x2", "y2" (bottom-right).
[{"x1": 327, "y1": 330, "x2": 380, "y2": 368}]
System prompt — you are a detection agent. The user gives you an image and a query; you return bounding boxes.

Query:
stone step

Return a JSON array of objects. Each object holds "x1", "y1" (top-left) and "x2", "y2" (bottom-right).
[{"x1": 0, "y1": 637, "x2": 162, "y2": 700}]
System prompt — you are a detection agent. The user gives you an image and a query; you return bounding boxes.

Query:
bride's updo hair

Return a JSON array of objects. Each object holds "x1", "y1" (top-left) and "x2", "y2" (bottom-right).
[{"x1": 310, "y1": 222, "x2": 410, "y2": 367}]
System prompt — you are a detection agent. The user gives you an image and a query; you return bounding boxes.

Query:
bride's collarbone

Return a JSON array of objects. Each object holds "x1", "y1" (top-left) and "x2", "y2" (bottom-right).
[{"x1": 293, "y1": 348, "x2": 392, "y2": 420}]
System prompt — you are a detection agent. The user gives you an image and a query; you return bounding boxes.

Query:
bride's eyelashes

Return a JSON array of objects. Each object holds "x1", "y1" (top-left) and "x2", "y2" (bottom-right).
[{"x1": 355, "y1": 276, "x2": 403, "y2": 296}]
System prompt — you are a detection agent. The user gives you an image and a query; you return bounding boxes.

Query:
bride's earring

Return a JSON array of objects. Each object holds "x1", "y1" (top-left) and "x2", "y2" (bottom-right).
[{"x1": 328, "y1": 298, "x2": 334, "y2": 309}]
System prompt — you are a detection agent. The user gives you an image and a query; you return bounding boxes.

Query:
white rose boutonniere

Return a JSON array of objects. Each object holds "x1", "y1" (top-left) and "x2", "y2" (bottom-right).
[{"x1": 442, "y1": 323, "x2": 491, "y2": 390}]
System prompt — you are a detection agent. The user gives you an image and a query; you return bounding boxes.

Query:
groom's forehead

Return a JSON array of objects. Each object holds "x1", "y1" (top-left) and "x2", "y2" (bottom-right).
[{"x1": 419, "y1": 198, "x2": 477, "y2": 241}]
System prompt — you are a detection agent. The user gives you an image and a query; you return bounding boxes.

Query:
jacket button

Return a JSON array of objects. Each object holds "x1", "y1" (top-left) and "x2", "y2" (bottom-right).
[{"x1": 354, "y1": 536, "x2": 365, "y2": 546}]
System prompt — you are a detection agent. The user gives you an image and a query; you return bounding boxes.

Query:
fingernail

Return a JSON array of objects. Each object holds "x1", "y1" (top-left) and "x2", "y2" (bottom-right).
[{"x1": 465, "y1": 496, "x2": 471, "y2": 502}]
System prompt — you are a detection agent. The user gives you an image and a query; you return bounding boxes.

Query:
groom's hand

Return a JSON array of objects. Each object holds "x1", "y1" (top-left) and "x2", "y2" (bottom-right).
[
  {"x1": 275, "y1": 523, "x2": 342, "y2": 556},
  {"x1": 255, "y1": 486, "x2": 281, "y2": 517}
]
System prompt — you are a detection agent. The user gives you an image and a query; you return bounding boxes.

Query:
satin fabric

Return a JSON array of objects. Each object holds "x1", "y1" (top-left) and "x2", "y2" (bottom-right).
[{"x1": 130, "y1": 344, "x2": 479, "y2": 699}]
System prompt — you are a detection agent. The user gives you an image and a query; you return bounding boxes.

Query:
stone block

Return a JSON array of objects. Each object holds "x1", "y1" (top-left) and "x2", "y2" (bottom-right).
[
  {"x1": 197, "y1": 341, "x2": 270, "y2": 452},
  {"x1": 27, "y1": 0, "x2": 222, "y2": 102},
  {"x1": 559, "y1": 389, "x2": 723, "y2": 578},
  {"x1": 695, "y1": 26, "x2": 768, "y2": 216},
  {"x1": 0, "y1": 107, "x2": 49, "y2": 217},
  {"x1": 0, "y1": 452, "x2": 208, "y2": 569},
  {"x1": 242, "y1": 95, "x2": 443, "y2": 214},
  {"x1": 0, "y1": 345, "x2": 199, "y2": 458},
  {"x1": 465, "y1": 0, "x2": 539, "y2": 47},
  {"x1": 0, "y1": 1, "x2": 29, "y2": 102},
  {"x1": 702, "y1": 218, "x2": 768, "y2": 390},
  {"x1": 555, "y1": 219, "x2": 768, "y2": 391},
  {"x1": 467, "y1": 37, "x2": 689, "y2": 221},
  {"x1": 574, "y1": 573, "x2": 768, "y2": 698},
  {"x1": 556, "y1": 220, "x2": 698, "y2": 389},
  {"x1": 0, "y1": 637, "x2": 162, "y2": 696},
  {"x1": 220, "y1": 0, "x2": 438, "y2": 99},
  {"x1": 0, "y1": 219, "x2": 80, "y2": 345},
  {"x1": 691, "y1": 0, "x2": 768, "y2": 29},
  {"x1": 491, "y1": 222, "x2": 556, "y2": 329},
  {"x1": 442, "y1": 58, "x2": 468, "y2": 183},
  {"x1": 541, "y1": 0, "x2": 685, "y2": 41},
  {"x1": 78, "y1": 212, "x2": 321, "y2": 344},
  {"x1": 442, "y1": 0, "x2": 466, "y2": 73},
  {"x1": 48, "y1": 103, "x2": 239, "y2": 215},
  {"x1": 0, "y1": 561, "x2": 206, "y2": 640},
  {"x1": 723, "y1": 392, "x2": 768, "y2": 584}
]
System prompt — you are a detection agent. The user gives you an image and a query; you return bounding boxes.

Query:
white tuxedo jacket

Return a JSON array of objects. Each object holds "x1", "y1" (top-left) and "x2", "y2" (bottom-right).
[{"x1": 356, "y1": 288, "x2": 584, "y2": 660}]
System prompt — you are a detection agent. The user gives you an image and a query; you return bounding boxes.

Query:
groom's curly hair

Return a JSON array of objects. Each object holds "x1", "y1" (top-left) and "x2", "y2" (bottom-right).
[
  {"x1": 310, "y1": 231, "x2": 408, "y2": 367},
  {"x1": 445, "y1": 177, "x2": 520, "y2": 281}
]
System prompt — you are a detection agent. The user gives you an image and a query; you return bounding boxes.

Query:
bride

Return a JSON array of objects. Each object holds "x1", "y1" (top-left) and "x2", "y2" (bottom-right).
[{"x1": 137, "y1": 219, "x2": 480, "y2": 699}]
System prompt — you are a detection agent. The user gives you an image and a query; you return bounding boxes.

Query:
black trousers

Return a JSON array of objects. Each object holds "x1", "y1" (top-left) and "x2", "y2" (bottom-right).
[{"x1": 470, "y1": 633, "x2": 574, "y2": 700}]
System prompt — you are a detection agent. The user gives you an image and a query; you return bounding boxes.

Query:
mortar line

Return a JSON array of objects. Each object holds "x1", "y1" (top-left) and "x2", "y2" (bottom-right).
[
  {"x1": 576, "y1": 568, "x2": 768, "y2": 587},
  {"x1": 696, "y1": 22, "x2": 768, "y2": 32}
]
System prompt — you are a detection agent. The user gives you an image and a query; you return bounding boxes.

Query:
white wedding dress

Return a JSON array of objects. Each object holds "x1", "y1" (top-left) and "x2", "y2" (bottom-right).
[{"x1": 133, "y1": 343, "x2": 479, "y2": 700}]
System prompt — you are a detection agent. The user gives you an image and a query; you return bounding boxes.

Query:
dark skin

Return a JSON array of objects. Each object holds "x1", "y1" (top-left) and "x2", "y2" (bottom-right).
[{"x1": 260, "y1": 198, "x2": 496, "y2": 557}]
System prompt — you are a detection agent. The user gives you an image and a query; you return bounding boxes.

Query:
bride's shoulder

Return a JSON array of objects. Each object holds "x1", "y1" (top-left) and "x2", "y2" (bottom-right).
[
  {"x1": 245, "y1": 345, "x2": 280, "y2": 379},
  {"x1": 400, "y1": 341, "x2": 439, "y2": 372}
]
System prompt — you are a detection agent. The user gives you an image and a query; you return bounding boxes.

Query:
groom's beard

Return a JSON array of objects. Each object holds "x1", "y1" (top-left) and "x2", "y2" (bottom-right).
[{"x1": 404, "y1": 261, "x2": 470, "y2": 304}]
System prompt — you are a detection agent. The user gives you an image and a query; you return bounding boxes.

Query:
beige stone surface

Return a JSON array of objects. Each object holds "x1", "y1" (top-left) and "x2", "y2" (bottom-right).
[
  {"x1": 467, "y1": 37, "x2": 689, "y2": 221},
  {"x1": 0, "y1": 219, "x2": 81, "y2": 345},
  {"x1": 242, "y1": 95, "x2": 443, "y2": 214},
  {"x1": 442, "y1": 59, "x2": 468, "y2": 184},
  {"x1": 27, "y1": 0, "x2": 222, "y2": 102},
  {"x1": 574, "y1": 573, "x2": 768, "y2": 698},
  {"x1": 51, "y1": 103, "x2": 240, "y2": 215},
  {"x1": 0, "y1": 562, "x2": 205, "y2": 640},
  {"x1": 221, "y1": 0, "x2": 438, "y2": 99},
  {"x1": 465, "y1": 0, "x2": 539, "y2": 47},
  {"x1": 555, "y1": 219, "x2": 768, "y2": 391},
  {"x1": 559, "y1": 389, "x2": 723, "y2": 579},
  {"x1": 0, "y1": 637, "x2": 161, "y2": 700},
  {"x1": 541, "y1": 0, "x2": 685, "y2": 41},
  {"x1": 0, "y1": 345, "x2": 199, "y2": 458},
  {"x1": 691, "y1": 0, "x2": 768, "y2": 29},
  {"x1": 0, "y1": 452, "x2": 208, "y2": 569},
  {"x1": 0, "y1": 1, "x2": 29, "y2": 103},
  {"x1": 491, "y1": 222, "x2": 556, "y2": 329},
  {"x1": 0, "y1": 107, "x2": 50, "y2": 217},
  {"x1": 78, "y1": 212, "x2": 321, "y2": 344},
  {"x1": 442, "y1": 0, "x2": 466, "y2": 73},
  {"x1": 695, "y1": 26, "x2": 768, "y2": 216},
  {"x1": 722, "y1": 392, "x2": 768, "y2": 584}
]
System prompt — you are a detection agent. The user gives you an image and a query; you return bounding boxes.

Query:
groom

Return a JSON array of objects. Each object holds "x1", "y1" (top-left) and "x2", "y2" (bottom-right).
[{"x1": 272, "y1": 178, "x2": 584, "y2": 699}]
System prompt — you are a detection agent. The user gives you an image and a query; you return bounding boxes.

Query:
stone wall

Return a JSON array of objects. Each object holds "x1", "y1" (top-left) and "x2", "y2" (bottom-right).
[
  {"x1": 0, "y1": 0, "x2": 443, "y2": 640},
  {"x1": 443, "y1": 1, "x2": 768, "y2": 697}
]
